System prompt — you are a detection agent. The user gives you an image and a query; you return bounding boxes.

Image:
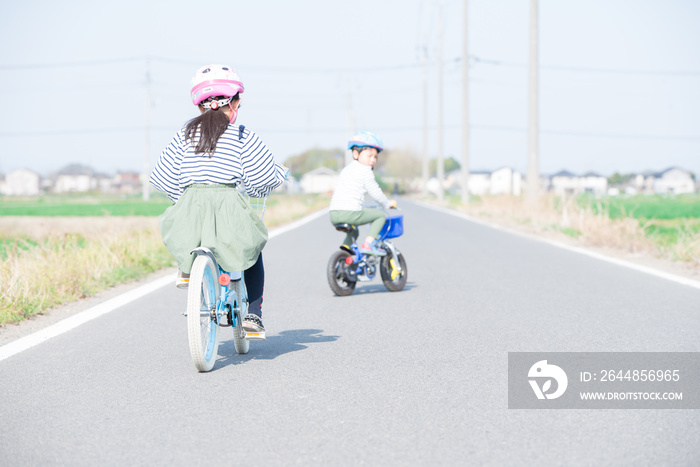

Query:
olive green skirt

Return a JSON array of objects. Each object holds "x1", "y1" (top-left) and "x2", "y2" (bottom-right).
[{"x1": 159, "y1": 184, "x2": 268, "y2": 274}]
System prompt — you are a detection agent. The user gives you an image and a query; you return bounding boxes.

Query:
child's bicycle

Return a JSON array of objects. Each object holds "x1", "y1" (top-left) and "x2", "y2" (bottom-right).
[
  {"x1": 327, "y1": 212, "x2": 407, "y2": 296},
  {"x1": 185, "y1": 195, "x2": 267, "y2": 372}
]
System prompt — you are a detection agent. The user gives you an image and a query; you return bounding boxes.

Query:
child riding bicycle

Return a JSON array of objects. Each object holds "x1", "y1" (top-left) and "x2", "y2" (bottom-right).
[
  {"x1": 149, "y1": 64, "x2": 288, "y2": 335},
  {"x1": 329, "y1": 131, "x2": 397, "y2": 256}
]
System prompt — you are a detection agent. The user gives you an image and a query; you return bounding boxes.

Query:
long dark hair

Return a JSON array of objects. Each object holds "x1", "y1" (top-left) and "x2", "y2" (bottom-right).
[{"x1": 184, "y1": 95, "x2": 239, "y2": 155}]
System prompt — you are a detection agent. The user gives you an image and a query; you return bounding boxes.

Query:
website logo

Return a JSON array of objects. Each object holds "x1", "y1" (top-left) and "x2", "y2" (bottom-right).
[{"x1": 528, "y1": 360, "x2": 568, "y2": 400}]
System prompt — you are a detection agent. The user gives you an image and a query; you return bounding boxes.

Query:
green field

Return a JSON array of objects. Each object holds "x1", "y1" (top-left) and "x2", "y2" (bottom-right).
[
  {"x1": 584, "y1": 194, "x2": 700, "y2": 220},
  {"x1": 580, "y1": 193, "x2": 700, "y2": 247},
  {"x1": 0, "y1": 193, "x2": 172, "y2": 216}
]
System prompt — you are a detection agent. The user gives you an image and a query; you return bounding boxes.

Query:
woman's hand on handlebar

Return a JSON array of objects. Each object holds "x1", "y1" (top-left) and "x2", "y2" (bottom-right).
[{"x1": 389, "y1": 200, "x2": 398, "y2": 209}]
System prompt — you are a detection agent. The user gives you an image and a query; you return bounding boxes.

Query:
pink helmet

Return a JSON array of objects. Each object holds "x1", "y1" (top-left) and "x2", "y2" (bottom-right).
[{"x1": 190, "y1": 64, "x2": 245, "y2": 106}]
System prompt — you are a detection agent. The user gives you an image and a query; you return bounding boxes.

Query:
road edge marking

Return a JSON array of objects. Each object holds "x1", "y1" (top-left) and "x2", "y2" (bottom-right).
[
  {"x1": 0, "y1": 275, "x2": 172, "y2": 363},
  {"x1": 416, "y1": 200, "x2": 700, "y2": 291},
  {"x1": 268, "y1": 207, "x2": 329, "y2": 239}
]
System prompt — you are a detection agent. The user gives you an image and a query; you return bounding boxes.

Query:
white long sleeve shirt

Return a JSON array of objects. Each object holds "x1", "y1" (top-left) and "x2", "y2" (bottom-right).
[
  {"x1": 149, "y1": 124, "x2": 286, "y2": 202},
  {"x1": 329, "y1": 160, "x2": 391, "y2": 211}
]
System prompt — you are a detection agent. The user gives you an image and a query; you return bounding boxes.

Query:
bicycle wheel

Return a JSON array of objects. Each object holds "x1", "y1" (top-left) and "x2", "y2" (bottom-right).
[
  {"x1": 230, "y1": 280, "x2": 250, "y2": 354},
  {"x1": 187, "y1": 255, "x2": 220, "y2": 372},
  {"x1": 327, "y1": 250, "x2": 356, "y2": 296},
  {"x1": 380, "y1": 252, "x2": 407, "y2": 292}
]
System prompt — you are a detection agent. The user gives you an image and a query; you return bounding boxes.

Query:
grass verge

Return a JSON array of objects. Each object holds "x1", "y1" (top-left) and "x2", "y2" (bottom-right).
[{"x1": 425, "y1": 192, "x2": 700, "y2": 267}]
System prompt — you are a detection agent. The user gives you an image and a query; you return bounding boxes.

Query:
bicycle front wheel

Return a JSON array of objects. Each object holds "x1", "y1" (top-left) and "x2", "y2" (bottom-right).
[
  {"x1": 187, "y1": 255, "x2": 220, "y2": 372},
  {"x1": 380, "y1": 252, "x2": 407, "y2": 292}
]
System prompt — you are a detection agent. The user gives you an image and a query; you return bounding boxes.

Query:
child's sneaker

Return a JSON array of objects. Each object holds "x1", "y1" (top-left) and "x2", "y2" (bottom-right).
[
  {"x1": 175, "y1": 270, "x2": 190, "y2": 289},
  {"x1": 242, "y1": 314, "x2": 266, "y2": 340},
  {"x1": 242, "y1": 314, "x2": 265, "y2": 333},
  {"x1": 359, "y1": 241, "x2": 386, "y2": 256}
]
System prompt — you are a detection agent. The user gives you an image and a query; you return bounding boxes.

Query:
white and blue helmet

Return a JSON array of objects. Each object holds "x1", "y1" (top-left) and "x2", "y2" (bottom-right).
[{"x1": 347, "y1": 130, "x2": 384, "y2": 153}]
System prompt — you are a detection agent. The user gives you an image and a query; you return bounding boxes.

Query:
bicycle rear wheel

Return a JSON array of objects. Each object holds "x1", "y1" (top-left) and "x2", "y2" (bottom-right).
[
  {"x1": 230, "y1": 280, "x2": 250, "y2": 354},
  {"x1": 327, "y1": 250, "x2": 356, "y2": 296},
  {"x1": 187, "y1": 255, "x2": 220, "y2": 372}
]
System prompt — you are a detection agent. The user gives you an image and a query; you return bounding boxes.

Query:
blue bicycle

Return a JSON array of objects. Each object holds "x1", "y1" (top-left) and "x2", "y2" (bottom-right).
[
  {"x1": 185, "y1": 196, "x2": 266, "y2": 372},
  {"x1": 327, "y1": 214, "x2": 407, "y2": 296}
]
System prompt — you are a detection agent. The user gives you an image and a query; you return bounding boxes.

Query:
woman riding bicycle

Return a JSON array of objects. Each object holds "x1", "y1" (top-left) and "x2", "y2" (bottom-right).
[{"x1": 149, "y1": 64, "x2": 287, "y2": 335}]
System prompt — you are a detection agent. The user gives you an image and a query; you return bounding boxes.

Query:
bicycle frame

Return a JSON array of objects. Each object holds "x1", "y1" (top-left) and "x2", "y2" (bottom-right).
[{"x1": 190, "y1": 246, "x2": 245, "y2": 327}]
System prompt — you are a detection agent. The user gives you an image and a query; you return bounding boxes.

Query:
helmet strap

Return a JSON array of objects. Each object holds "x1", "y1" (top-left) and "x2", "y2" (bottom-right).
[{"x1": 202, "y1": 97, "x2": 231, "y2": 110}]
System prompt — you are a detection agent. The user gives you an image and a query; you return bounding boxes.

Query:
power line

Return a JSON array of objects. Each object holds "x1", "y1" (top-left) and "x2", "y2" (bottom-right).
[
  {"x1": 471, "y1": 55, "x2": 700, "y2": 77},
  {"x1": 0, "y1": 57, "x2": 143, "y2": 70},
  {"x1": 2, "y1": 124, "x2": 699, "y2": 142},
  {"x1": 2, "y1": 53, "x2": 698, "y2": 77},
  {"x1": 469, "y1": 124, "x2": 700, "y2": 141}
]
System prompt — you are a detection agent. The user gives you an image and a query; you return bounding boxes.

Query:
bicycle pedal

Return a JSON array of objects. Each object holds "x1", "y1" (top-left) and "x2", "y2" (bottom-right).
[{"x1": 244, "y1": 331, "x2": 266, "y2": 341}]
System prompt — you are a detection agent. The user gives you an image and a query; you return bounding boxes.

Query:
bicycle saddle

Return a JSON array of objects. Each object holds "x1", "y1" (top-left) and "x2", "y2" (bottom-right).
[{"x1": 333, "y1": 223, "x2": 354, "y2": 233}]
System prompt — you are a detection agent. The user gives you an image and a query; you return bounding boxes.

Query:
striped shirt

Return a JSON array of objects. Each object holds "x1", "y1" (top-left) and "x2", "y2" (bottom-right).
[
  {"x1": 149, "y1": 124, "x2": 286, "y2": 202},
  {"x1": 329, "y1": 160, "x2": 391, "y2": 211}
]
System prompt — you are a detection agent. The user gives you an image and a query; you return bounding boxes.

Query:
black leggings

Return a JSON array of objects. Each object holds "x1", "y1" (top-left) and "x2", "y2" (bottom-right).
[{"x1": 244, "y1": 253, "x2": 264, "y2": 318}]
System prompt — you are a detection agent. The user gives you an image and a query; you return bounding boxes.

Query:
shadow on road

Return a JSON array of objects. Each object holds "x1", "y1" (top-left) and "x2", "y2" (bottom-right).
[
  {"x1": 215, "y1": 328, "x2": 339, "y2": 368},
  {"x1": 341, "y1": 281, "x2": 417, "y2": 295}
]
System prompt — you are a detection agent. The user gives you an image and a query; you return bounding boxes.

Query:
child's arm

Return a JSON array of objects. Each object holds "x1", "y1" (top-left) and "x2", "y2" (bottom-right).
[
  {"x1": 363, "y1": 170, "x2": 393, "y2": 209},
  {"x1": 149, "y1": 130, "x2": 186, "y2": 202},
  {"x1": 238, "y1": 129, "x2": 286, "y2": 198}
]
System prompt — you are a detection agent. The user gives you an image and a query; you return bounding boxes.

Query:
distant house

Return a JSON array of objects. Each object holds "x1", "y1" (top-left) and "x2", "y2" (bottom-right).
[
  {"x1": 439, "y1": 167, "x2": 522, "y2": 196},
  {"x1": 465, "y1": 170, "x2": 490, "y2": 196},
  {"x1": 300, "y1": 166, "x2": 338, "y2": 194},
  {"x1": 3, "y1": 168, "x2": 41, "y2": 196},
  {"x1": 580, "y1": 171, "x2": 608, "y2": 194},
  {"x1": 113, "y1": 171, "x2": 141, "y2": 195},
  {"x1": 489, "y1": 167, "x2": 522, "y2": 196},
  {"x1": 631, "y1": 167, "x2": 696, "y2": 195},
  {"x1": 550, "y1": 170, "x2": 607, "y2": 195},
  {"x1": 549, "y1": 170, "x2": 579, "y2": 195},
  {"x1": 54, "y1": 164, "x2": 96, "y2": 193},
  {"x1": 95, "y1": 173, "x2": 114, "y2": 193},
  {"x1": 650, "y1": 167, "x2": 695, "y2": 194}
]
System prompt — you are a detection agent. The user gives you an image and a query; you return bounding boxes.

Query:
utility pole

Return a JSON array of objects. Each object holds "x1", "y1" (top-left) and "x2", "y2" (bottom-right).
[
  {"x1": 422, "y1": 46, "x2": 429, "y2": 196},
  {"x1": 344, "y1": 79, "x2": 355, "y2": 167},
  {"x1": 143, "y1": 56, "x2": 151, "y2": 202},
  {"x1": 526, "y1": 0, "x2": 540, "y2": 201},
  {"x1": 461, "y1": 0, "x2": 470, "y2": 204},
  {"x1": 436, "y1": 2, "x2": 445, "y2": 202}
]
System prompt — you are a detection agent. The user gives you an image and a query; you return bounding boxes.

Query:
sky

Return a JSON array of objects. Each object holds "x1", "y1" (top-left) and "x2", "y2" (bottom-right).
[{"x1": 0, "y1": 0, "x2": 699, "y2": 179}]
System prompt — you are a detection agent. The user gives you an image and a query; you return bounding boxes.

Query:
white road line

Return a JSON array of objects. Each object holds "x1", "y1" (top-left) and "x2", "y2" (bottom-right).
[
  {"x1": 0, "y1": 275, "x2": 173, "y2": 362},
  {"x1": 0, "y1": 208, "x2": 329, "y2": 363},
  {"x1": 268, "y1": 207, "x2": 329, "y2": 239},
  {"x1": 417, "y1": 201, "x2": 700, "y2": 291}
]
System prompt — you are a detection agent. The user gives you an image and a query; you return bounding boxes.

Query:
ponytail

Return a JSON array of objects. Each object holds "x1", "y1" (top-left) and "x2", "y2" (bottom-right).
[{"x1": 184, "y1": 95, "x2": 239, "y2": 156}]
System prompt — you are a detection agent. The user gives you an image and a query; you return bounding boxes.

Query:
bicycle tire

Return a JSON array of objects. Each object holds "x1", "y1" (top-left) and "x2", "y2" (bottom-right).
[
  {"x1": 230, "y1": 280, "x2": 250, "y2": 354},
  {"x1": 380, "y1": 252, "x2": 407, "y2": 292},
  {"x1": 187, "y1": 255, "x2": 220, "y2": 372},
  {"x1": 327, "y1": 250, "x2": 356, "y2": 296}
]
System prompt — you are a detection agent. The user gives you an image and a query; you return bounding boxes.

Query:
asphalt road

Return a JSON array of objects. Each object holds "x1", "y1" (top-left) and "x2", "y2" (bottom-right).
[{"x1": 1, "y1": 200, "x2": 699, "y2": 466}]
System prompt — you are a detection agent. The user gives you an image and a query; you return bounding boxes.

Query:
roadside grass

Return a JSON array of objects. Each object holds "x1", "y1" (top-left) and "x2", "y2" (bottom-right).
[
  {"x1": 433, "y1": 192, "x2": 700, "y2": 266},
  {"x1": 0, "y1": 192, "x2": 330, "y2": 326}
]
